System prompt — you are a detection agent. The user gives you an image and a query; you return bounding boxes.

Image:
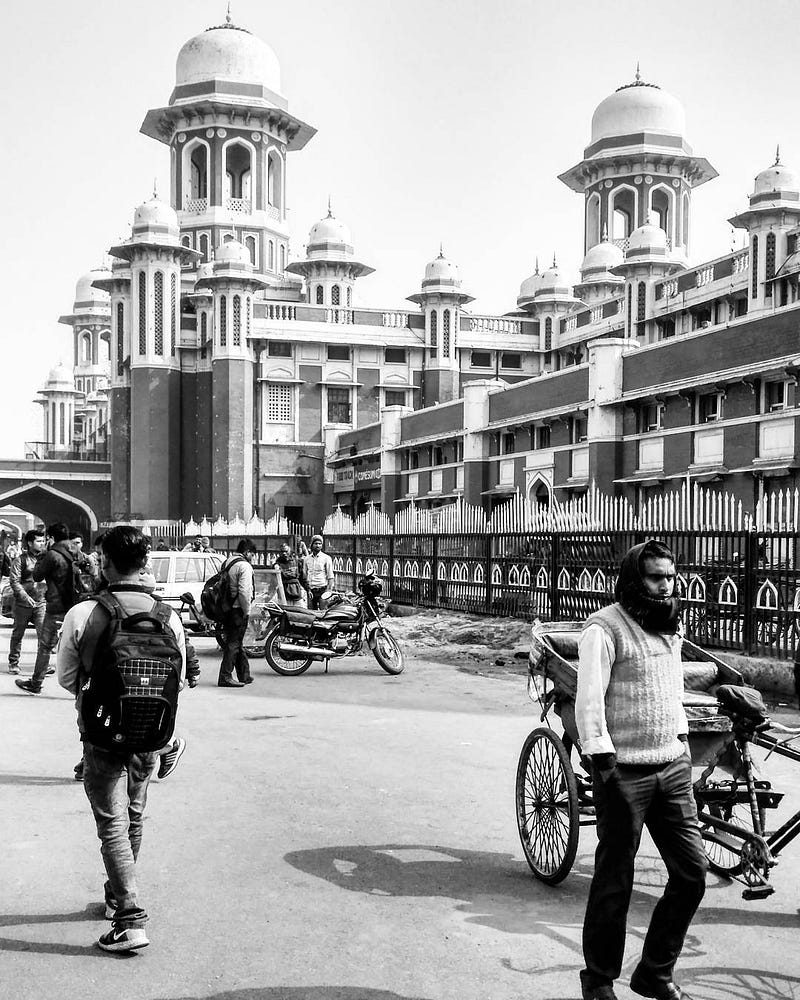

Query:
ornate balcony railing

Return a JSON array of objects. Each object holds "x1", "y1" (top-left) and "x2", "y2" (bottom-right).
[
  {"x1": 183, "y1": 197, "x2": 208, "y2": 213},
  {"x1": 468, "y1": 316, "x2": 521, "y2": 335},
  {"x1": 226, "y1": 197, "x2": 251, "y2": 213},
  {"x1": 266, "y1": 204, "x2": 281, "y2": 220}
]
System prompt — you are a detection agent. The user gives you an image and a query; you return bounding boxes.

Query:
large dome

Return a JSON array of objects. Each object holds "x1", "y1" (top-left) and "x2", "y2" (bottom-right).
[
  {"x1": 176, "y1": 23, "x2": 282, "y2": 95},
  {"x1": 308, "y1": 213, "x2": 352, "y2": 250},
  {"x1": 753, "y1": 158, "x2": 800, "y2": 198},
  {"x1": 591, "y1": 79, "x2": 685, "y2": 144},
  {"x1": 74, "y1": 268, "x2": 110, "y2": 307}
]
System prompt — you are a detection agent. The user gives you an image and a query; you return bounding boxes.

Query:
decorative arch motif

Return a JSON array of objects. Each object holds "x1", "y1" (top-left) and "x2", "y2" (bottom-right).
[
  {"x1": 717, "y1": 576, "x2": 738, "y2": 606},
  {"x1": 687, "y1": 574, "x2": 707, "y2": 602},
  {"x1": 592, "y1": 569, "x2": 607, "y2": 593},
  {"x1": 491, "y1": 563, "x2": 503, "y2": 585},
  {"x1": 558, "y1": 568, "x2": 571, "y2": 591},
  {"x1": 756, "y1": 579, "x2": 779, "y2": 610},
  {"x1": 421, "y1": 561, "x2": 431, "y2": 579},
  {"x1": 578, "y1": 569, "x2": 592, "y2": 592},
  {"x1": 536, "y1": 567, "x2": 549, "y2": 590},
  {"x1": 473, "y1": 564, "x2": 485, "y2": 584}
]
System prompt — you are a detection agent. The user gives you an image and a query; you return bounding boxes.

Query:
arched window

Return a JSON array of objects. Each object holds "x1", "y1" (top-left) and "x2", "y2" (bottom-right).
[
  {"x1": 181, "y1": 235, "x2": 191, "y2": 249},
  {"x1": 170, "y1": 273, "x2": 177, "y2": 357},
  {"x1": 611, "y1": 187, "x2": 636, "y2": 240},
  {"x1": 199, "y1": 233, "x2": 209, "y2": 261},
  {"x1": 267, "y1": 151, "x2": 282, "y2": 209},
  {"x1": 245, "y1": 235, "x2": 256, "y2": 265},
  {"x1": 80, "y1": 332, "x2": 91, "y2": 364},
  {"x1": 153, "y1": 271, "x2": 164, "y2": 354},
  {"x1": 430, "y1": 310, "x2": 438, "y2": 356},
  {"x1": 586, "y1": 192, "x2": 601, "y2": 249},
  {"x1": 443, "y1": 309, "x2": 451, "y2": 357},
  {"x1": 627, "y1": 284, "x2": 633, "y2": 333},
  {"x1": 220, "y1": 295, "x2": 227, "y2": 347},
  {"x1": 331, "y1": 284, "x2": 341, "y2": 306},
  {"x1": 766, "y1": 232, "x2": 777, "y2": 300},
  {"x1": 637, "y1": 281, "x2": 647, "y2": 321},
  {"x1": 224, "y1": 142, "x2": 251, "y2": 206},
  {"x1": 233, "y1": 295, "x2": 241, "y2": 346},
  {"x1": 189, "y1": 143, "x2": 208, "y2": 200},
  {"x1": 116, "y1": 302, "x2": 124, "y2": 375},
  {"x1": 279, "y1": 245, "x2": 286, "y2": 271},
  {"x1": 59, "y1": 402, "x2": 66, "y2": 445},
  {"x1": 316, "y1": 285, "x2": 324, "y2": 305},
  {"x1": 138, "y1": 273, "x2": 146, "y2": 354},
  {"x1": 650, "y1": 187, "x2": 671, "y2": 241},
  {"x1": 268, "y1": 241, "x2": 275, "y2": 270},
  {"x1": 200, "y1": 312, "x2": 207, "y2": 360},
  {"x1": 751, "y1": 235, "x2": 759, "y2": 299},
  {"x1": 346, "y1": 286, "x2": 352, "y2": 308}
]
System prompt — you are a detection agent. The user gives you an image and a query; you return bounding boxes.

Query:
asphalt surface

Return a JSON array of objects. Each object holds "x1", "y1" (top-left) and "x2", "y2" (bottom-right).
[{"x1": 1, "y1": 620, "x2": 799, "y2": 1000}]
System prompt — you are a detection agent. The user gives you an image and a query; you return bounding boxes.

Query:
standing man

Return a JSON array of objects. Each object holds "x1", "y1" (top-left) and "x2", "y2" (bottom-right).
[
  {"x1": 15, "y1": 522, "x2": 74, "y2": 695},
  {"x1": 301, "y1": 534, "x2": 335, "y2": 610},
  {"x1": 7, "y1": 529, "x2": 46, "y2": 675},
  {"x1": 575, "y1": 540, "x2": 704, "y2": 1000},
  {"x1": 218, "y1": 538, "x2": 256, "y2": 688},
  {"x1": 57, "y1": 525, "x2": 186, "y2": 952}
]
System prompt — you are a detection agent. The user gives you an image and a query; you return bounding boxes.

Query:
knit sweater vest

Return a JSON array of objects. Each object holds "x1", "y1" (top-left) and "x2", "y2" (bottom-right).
[{"x1": 586, "y1": 603, "x2": 685, "y2": 765}]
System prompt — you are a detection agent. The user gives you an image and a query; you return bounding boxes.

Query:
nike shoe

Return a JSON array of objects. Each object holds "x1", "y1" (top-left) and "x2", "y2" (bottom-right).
[
  {"x1": 97, "y1": 925, "x2": 149, "y2": 952},
  {"x1": 157, "y1": 737, "x2": 186, "y2": 780}
]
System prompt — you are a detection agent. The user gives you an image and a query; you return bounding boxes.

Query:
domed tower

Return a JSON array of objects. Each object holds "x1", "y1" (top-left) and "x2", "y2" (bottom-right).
[
  {"x1": 104, "y1": 194, "x2": 201, "y2": 519},
  {"x1": 611, "y1": 221, "x2": 682, "y2": 339},
  {"x1": 729, "y1": 151, "x2": 800, "y2": 313},
  {"x1": 559, "y1": 69, "x2": 717, "y2": 263},
  {"x1": 285, "y1": 205, "x2": 374, "y2": 310},
  {"x1": 516, "y1": 259, "x2": 543, "y2": 312},
  {"x1": 407, "y1": 249, "x2": 474, "y2": 405},
  {"x1": 35, "y1": 364, "x2": 82, "y2": 456},
  {"x1": 573, "y1": 233, "x2": 624, "y2": 304},
  {"x1": 526, "y1": 258, "x2": 581, "y2": 365},
  {"x1": 140, "y1": 13, "x2": 316, "y2": 284}
]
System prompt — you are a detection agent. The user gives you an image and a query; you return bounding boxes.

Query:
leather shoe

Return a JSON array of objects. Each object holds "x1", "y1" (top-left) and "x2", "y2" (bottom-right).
[
  {"x1": 581, "y1": 985, "x2": 618, "y2": 1000},
  {"x1": 630, "y1": 967, "x2": 692, "y2": 999},
  {"x1": 217, "y1": 677, "x2": 244, "y2": 688},
  {"x1": 242, "y1": 676, "x2": 254, "y2": 684}
]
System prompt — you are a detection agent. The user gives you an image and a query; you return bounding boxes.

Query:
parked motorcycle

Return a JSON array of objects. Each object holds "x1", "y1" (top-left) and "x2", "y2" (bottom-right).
[{"x1": 262, "y1": 572, "x2": 405, "y2": 676}]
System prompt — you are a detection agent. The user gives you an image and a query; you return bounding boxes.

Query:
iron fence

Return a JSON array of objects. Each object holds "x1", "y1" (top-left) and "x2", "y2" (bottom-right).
[{"x1": 325, "y1": 530, "x2": 800, "y2": 660}]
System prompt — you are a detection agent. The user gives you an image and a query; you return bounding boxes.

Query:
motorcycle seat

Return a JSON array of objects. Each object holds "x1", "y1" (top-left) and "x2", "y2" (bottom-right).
[{"x1": 283, "y1": 607, "x2": 325, "y2": 623}]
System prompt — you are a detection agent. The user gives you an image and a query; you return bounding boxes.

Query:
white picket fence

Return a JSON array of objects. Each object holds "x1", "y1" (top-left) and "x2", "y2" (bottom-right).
[
  {"x1": 182, "y1": 512, "x2": 317, "y2": 538},
  {"x1": 322, "y1": 484, "x2": 800, "y2": 536}
]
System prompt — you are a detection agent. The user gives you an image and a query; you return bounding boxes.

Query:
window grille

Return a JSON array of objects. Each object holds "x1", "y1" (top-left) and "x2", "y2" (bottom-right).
[
  {"x1": 154, "y1": 272, "x2": 164, "y2": 354},
  {"x1": 170, "y1": 273, "x2": 177, "y2": 356},
  {"x1": 200, "y1": 312, "x2": 207, "y2": 359},
  {"x1": 766, "y1": 232, "x2": 776, "y2": 299},
  {"x1": 327, "y1": 386, "x2": 351, "y2": 423},
  {"x1": 430, "y1": 310, "x2": 438, "y2": 355},
  {"x1": 220, "y1": 295, "x2": 227, "y2": 347},
  {"x1": 332, "y1": 285, "x2": 341, "y2": 306},
  {"x1": 545, "y1": 316, "x2": 552, "y2": 351},
  {"x1": 138, "y1": 273, "x2": 146, "y2": 354},
  {"x1": 116, "y1": 302, "x2": 124, "y2": 375},
  {"x1": 637, "y1": 281, "x2": 646, "y2": 321},
  {"x1": 752, "y1": 235, "x2": 759, "y2": 298},
  {"x1": 267, "y1": 384, "x2": 293, "y2": 422},
  {"x1": 347, "y1": 286, "x2": 352, "y2": 307},
  {"x1": 443, "y1": 309, "x2": 451, "y2": 356},
  {"x1": 316, "y1": 285, "x2": 323, "y2": 305},
  {"x1": 233, "y1": 295, "x2": 241, "y2": 346},
  {"x1": 626, "y1": 286, "x2": 632, "y2": 333},
  {"x1": 247, "y1": 296, "x2": 251, "y2": 340}
]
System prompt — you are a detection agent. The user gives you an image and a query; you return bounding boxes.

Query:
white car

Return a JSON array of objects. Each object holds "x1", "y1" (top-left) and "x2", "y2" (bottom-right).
[{"x1": 148, "y1": 550, "x2": 223, "y2": 627}]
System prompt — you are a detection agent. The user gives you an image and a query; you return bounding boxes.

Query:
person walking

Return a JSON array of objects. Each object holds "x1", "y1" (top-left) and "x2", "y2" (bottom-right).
[
  {"x1": 300, "y1": 534, "x2": 334, "y2": 610},
  {"x1": 15, "y1": 523, "x2": 81, "y2": 694},
  {"x1": 7, "y1": 529, "x2": 46, "y2": 674},
  {"x1": 57, "y1": 525, "x2": 186, "y2": 952},
  {"x1": 273, "y1": 539, "x2": 304, "y2": 607},
  {"x1": 217, "y1": 538, "x2": 256, "y2": 687},
  {"x1": 575, "y1": 539, "x2": 705, "y2": 1000}
]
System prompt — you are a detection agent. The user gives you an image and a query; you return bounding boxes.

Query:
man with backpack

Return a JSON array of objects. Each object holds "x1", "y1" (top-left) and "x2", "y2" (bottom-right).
[
  {"x1": 15, "y1": 522, "x2": 90, "y2": 695},
  {"x1": 216, "y1": 538, "x2": 256, "y2": 687},
  {"x1": 7, "y1": 528, "x2": 46, "y2": 674},
  {"x1": 57, "y1": 525, "x2": 186, "y2": 953}
]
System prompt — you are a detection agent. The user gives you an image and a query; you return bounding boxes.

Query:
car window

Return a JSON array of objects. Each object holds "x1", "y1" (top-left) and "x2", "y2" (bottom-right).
[
  {"x1": 204, "y1": 557, "x2": 222, "y2": 579},
  {"x1": 175, "y1": 557, "x2": 205, "y2": 584},
  {"x1": 150, "y1": 555, "x2": 170, "y2": 583}
]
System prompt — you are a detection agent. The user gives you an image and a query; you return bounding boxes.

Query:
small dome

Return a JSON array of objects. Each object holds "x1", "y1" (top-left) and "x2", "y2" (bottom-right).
[
  {"x1": 45, "y1": 363, "x2": 74, "y2": 390},
  {"x1": 176, "y1": 23, "x2": 282, "y2": 96},
  {"x1": 74, "y1": 268, "x2": 110, "y2": 307},
  {"x1": 518, "y1": 267, "x2": 543, "y2": 300},
  {"x1": 627, "y1": 222, "x2": 668, "y2": 253},
  {"x1": 581, "y1": 240, "x2": 623, "y2": 273},
  {"x1": 133, "y1": 195, "x2": 179, "y2": 235},
  {"x1": 535, "y1": 262, "x2": 572, "y2": 297},
  {"x1": 591, "y1": 77, "x2": 685, "y2": 144},
  {"x1": 214, "y1": 239, "x2": 251, "y2": 265},
  {"x1": 308, "y1": 213, "x2": 352, "y2": 250},
  {"x1": 753, "y1": 157, "x2": 800, "y2": 198},
  {"x1": 195, "y1": 261, "x2": 215, "y2": 284},
  {"x1": 424, "y1": 252, "x2": 459, "y2": 284}
]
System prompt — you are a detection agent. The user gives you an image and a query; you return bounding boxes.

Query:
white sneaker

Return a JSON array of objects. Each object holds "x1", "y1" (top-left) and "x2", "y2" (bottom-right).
[{"x1": 97, "y1": 925, "x2": 149, "y2": 952}]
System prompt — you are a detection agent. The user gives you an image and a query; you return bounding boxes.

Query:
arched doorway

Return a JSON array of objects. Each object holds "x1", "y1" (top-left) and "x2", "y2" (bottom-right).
[
  {"x1": 527, "y1": 477, "x2": 551, "y2": 509},
  {"x1": 0, "y1": 483, "x2": 98, "y2": 542}
]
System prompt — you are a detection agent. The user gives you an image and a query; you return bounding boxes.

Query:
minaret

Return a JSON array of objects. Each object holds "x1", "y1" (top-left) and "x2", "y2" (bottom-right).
[
  {"x1": 610, "y1": 220, "x2": 682, "y2": 340},
  {"x1": 105, "y1": 194, "x2": 200, "y2": 519},
  {"x1": 559, "y1": 68, "x2": 717, "y2": 263},
  {"x1": 140, "y1": 13, "x2": 316, "y2": 286},
  {"x1": 34, "y1": 365, "x2": 82, "y2": 456},
  {"x1": 407, "y1": 248, "x2": 474, "y2": 405},
  {"x1": 525, "y1": 256, "x2": 582, "y2": 369}
]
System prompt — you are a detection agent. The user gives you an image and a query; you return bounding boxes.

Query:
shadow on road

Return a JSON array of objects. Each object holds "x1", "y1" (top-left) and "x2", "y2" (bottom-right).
[
  {"x1": 0, "y1": 773, "x2": 77, "y2": 786},
  {"x1": 150, "y1": 991, "x2": 433, "y2": 1000},
  {"x1": 678, "y1": 967, "x2": 800, "y2": 999},
  {"x1": 0, "y1": 905, "x2": 137, "y2": 959}
]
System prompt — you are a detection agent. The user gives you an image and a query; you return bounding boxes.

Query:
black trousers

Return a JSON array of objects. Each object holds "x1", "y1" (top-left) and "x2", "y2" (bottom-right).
[
  {"x1": 218, "y1": 610, "x2": 251, "y2": 683},
  {"x1": 581, "y1": 752, "x2": 707, "y2": 990}
]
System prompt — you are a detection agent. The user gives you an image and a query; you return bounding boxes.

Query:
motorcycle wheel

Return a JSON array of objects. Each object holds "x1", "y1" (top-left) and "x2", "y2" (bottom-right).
[
  {"x1": 371, "y1": 627, "x2": 405, "y2": 675},
  {"x1": 264, "y1": 628, "x2": 313, "y2": 676}
]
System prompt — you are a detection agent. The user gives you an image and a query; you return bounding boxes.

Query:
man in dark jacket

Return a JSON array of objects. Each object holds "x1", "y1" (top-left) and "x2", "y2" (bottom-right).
[
  {"x1": 16, "y1": 522, "x2": 87, "y2": 694},
  {"x1": 7, "y1": 529, "x2": 46, "y2": 674}
]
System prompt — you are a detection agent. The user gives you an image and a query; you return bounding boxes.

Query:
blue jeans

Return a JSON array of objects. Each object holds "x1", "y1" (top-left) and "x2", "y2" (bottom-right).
[
  {"x1": 581, "y1": 752, "x2": 707, "y2": 990},
  {"x1": 8, "y1": 602, "x2": 45, "y2": 668},
  {"x1": 82, "y1": 744, "x2": 158, "y2": 928},
  {"x1": 30, "y1": 611, "x2": 63, "y2": 690}
]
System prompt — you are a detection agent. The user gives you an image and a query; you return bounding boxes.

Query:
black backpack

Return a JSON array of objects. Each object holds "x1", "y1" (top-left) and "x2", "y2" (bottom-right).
[
  {"x1": 79, "y1": 591, "x2": 183, "y2": 753},
  {"x1": 55, "y1": 548, "x2": 96, "y2": 609},
  {"x1": 200, "y1": 555, "x2": 243, "y2": 622}
]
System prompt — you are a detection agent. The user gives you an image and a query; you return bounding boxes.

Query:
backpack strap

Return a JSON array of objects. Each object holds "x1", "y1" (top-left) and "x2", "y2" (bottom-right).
[
  {"x1": 151, "y1": 599, "x2": 176, "y2": 635},
  {"x1": 77, "y1": 593, "x2": 122, "y2": 676}
]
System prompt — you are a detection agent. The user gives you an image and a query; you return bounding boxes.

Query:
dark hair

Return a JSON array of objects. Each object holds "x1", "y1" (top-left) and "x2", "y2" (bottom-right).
[
  {"x1": 640, "y1": 539, "x2": 675, "y2": 564},
  {"x1": 23, "y1": 528, "x2": 45, "y2": 546},
  {"x1": 69, "y1": 531, "x2": 83, "y2": 541},
  {"x1": 47, "y1": 522, "x2": 69, "y2": 543},
  {"x1": 236, "y1": 537, "x2": 257, "y2": 555},
  {"x1": 101, "y1": 525, "x2": 149, "y2": 575},
  {"x1": 94, "y1": 532, "x2": 106, "y2": 548}
]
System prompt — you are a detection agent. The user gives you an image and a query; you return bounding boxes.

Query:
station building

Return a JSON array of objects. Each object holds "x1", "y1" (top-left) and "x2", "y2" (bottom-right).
[{"x1": 28, "y1": 17, "x2": 800, "y2": 529}]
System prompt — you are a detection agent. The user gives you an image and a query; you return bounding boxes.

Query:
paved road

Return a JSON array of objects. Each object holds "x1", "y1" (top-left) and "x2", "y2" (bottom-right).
[{"x1": 1, "y1": 622, "x2": 799, "y2": 1000}]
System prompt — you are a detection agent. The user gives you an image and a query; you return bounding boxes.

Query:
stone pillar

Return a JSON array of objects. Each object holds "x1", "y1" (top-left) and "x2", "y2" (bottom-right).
[
  {"x1": 378, "y1": 404, "x2": 412, "y2": 510},
  {"x1": 586, "y1": 337, "x2": 634, "y2": 493},
  {"x1": 462, "y1": 378, "x2": 505, "y2": 507}
]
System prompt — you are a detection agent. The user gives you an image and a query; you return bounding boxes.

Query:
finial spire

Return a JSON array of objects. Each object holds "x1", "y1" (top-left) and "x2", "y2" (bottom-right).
[
  {"x1": 601, "y1": 223, "x2": 609, "y2": 242},
  {"x1": 438, "y1": 241, "x2": 444, "y2": 259},
  {"x1": 327, "y1": 195, "x2": 333, "y2": 218},
  {"x1": 226, "y1": 1, "x2": 232, "y2": 24},
  {"x1": 775, "y1": 144, "x2": 781, "y2": 166},
  {"x1": 552, "y1": 252, "x2": 557, "y2": 268},
  {"x1": 153, "y1": 177, "x2": 158, "y2": 199},
  {"x1": 635, "y1": 61, "x2": 641, "y2": 83},
  {"x1": 534, "y1": 255, "x2": 539, "y2": 275}
]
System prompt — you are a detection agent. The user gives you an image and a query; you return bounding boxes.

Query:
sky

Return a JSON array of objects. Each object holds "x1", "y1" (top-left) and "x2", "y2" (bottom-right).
[{"x1": 0, "y1": 0, "x2": 796, "y2": 457}]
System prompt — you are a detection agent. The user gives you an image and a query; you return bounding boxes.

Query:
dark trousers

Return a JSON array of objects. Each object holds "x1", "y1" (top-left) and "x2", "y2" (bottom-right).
[
  {"x1": 218, "y1": 610, "x2": 250, "y2": 683},
  {"x1": 8, "y1": 602, "x2": 45, "y2": 667},
  {"x1": 581, "y1": 752, "x2": 707, "y2": 991},
  {"x1": 30, "y1": 611, "x2": 63, "y2": 690},
  {"x1": 307, "y1": 586, "x2": 327, "y2": 610}
]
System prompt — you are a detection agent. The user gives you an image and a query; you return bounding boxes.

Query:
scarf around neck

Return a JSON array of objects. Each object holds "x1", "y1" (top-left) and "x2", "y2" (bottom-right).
[{"x1": 614, "y1": 541, "x2": 681, "y2": 634}]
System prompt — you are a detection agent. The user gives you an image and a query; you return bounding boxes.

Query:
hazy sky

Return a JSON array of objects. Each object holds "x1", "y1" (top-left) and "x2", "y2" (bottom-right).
[{"x1": 0, "y1": 0, "x2": 794, "y2": 456}]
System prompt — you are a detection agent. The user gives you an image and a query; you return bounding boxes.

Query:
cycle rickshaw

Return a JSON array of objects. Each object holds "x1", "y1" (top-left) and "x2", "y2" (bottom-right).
[{"x1": 516, "y1": 620, "x2": 800, "y2": 900}]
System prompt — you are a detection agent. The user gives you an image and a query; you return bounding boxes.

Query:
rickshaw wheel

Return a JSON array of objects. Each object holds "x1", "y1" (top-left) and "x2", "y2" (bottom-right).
[{"x1": 516, "y1": 727, "x2": 579, "y2": 885}]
